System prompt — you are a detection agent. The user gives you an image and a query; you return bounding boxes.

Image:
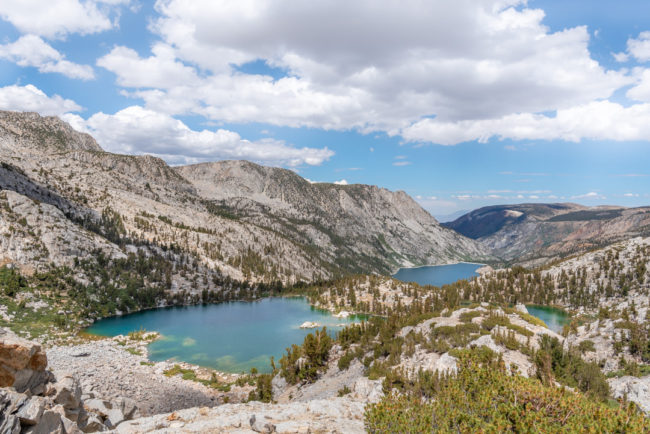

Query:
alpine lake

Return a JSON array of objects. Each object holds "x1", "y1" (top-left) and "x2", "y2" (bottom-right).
[
  {"x1": 391, "y1": 262, "x2": 570, "y2": 333},
  {"x1": 86, "y1": 297, "x2": 366, "y2": 374},
  {"x1": 87, "y1": 262, "x2": 568, "y2": 373}
]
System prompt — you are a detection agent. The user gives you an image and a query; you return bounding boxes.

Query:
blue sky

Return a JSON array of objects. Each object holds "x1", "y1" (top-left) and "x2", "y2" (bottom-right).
[{"x1": 1, "y1": 1, "x2": 649, "y2": 219}]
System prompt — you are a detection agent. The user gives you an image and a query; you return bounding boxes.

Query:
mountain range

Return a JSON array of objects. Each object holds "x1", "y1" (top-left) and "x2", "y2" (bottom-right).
[
  {"x1": 0, "y1": 110, "x2": 490, "y2": 285},
  {"x1": 444, "y1": 203, "x2": 650, "y2": 265}
]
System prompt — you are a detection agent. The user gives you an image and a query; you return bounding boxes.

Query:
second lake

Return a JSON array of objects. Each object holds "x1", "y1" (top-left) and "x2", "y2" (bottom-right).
[{"x1": 392, "y1": 262, "x2": 483, "y2": 287}]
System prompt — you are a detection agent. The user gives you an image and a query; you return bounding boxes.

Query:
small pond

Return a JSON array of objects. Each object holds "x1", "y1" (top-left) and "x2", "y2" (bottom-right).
[
  {"x1": 392, "y1": 262, "x2": 483, "y2": 287},
  {"x1": 525, "y1": 305, "x2": 570, "y2": 333},
  {"x1": 86, "y1": 297, "x2": 366, "y2": 373}
]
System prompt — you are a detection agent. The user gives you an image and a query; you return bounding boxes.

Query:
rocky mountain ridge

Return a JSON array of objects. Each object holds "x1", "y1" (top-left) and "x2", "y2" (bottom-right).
[
  {"x1": 445, "y1": 203, "x2": 650, "y2": 265},
  {"x1": 177, "y1": 160, "x2": 489, "y2": 275},
  {"x1": 0, "y1": 110, "x2": 489, "y2": 286}
]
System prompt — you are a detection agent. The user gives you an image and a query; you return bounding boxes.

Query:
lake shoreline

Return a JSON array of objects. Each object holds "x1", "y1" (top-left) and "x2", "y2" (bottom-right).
[
  {"x1": 83, "y1": 296, "x2": 367, "y2": 375},
  {"x1": 391, "y1": 260, "x2": 486, "y2": 275}
]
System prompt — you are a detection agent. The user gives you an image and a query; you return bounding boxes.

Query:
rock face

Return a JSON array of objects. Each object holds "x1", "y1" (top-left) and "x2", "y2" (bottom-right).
[
  {"x1": 176, "y1": 160, "x2": 492, "y2": 275},
  {"x1": 0, "y1": 328, "x2": 50, "y2": 394},
  {"x1": 444, "y1": 203, "x2": 650, "y2": 264},
  {"x1": 609, "y1": 375, "x2": 650, "y2": 414},
  {"x1": 0, "y1": 328, "x2": 145, "y2": 432}
]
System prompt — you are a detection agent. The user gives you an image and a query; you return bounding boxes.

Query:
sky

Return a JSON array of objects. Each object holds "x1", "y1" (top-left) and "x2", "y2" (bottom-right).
[{"x1": 1, "y1": 0, "x2": 649, "y2": 220}]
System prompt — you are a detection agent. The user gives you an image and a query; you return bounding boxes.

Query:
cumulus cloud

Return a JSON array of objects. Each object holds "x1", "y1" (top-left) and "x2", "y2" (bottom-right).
[
  {"x1": 0, "y1": 35, "x2": 94, "y2": 80},
  {"x1": 97, "y1": 44, "x2": 197, "y2": 88},
  {"x1": 90, "y1": 0, "x2": 629, "y2": 141},
  {"x1": 0, "y1": 84, "x2": 81, "y2": 115},
  {"x1": 333, "y1": 179, "x2": 348, "y2": 185},
  {"x1": 0, "y1": 0, "x2": 130, "y2": 39},
  {"x1": 626, "y1": 31, "x2": 650, "y2": 62},
  {"x1": 64, "y1": 105, "x2": 333, "y2": 166},
  {"x1": 401, "y1": 100, "x2": 650, "y2": 144}
]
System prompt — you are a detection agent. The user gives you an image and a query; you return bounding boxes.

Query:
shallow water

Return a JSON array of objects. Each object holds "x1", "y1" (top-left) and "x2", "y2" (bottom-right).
[
  {"x1": 86, "y1": 297, "x2": 365, "y2": 373},
  {"x1": 392, "y1": 262, "x2": 483, "y2": 287},
  {"x1": 525, "y1": 305, "x2": 569, "y2": 333}
]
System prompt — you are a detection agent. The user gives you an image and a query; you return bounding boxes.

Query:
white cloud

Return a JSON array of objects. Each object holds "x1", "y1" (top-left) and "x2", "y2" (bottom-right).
[
  {"x1": 571, "y1": 192, "x2": 606, "y2": 200},
  {"x1": 392, "y1": 161, "x2": 411, "y2": 166},
  {"x1": 401, "y1": 100, "x2": 650, "y2": 144},
  {"x1": 64, "y1": 105, "x2": 333, "y2": 166},
  {"x1": 90, "y1": 0, "x2": 630, "y2": 141},
  {"x1": 626, "y1": 31, "x2": 650, "y2": 62},
  {"x1": 0, "y1": 0, "x2": 130, "y2": 39},
  {"x1": 624, "y1": 193, "x2": 639, "y2": 197},
  {"x1": 0, "y1": 35, "x2": 94, "y2": 80},
  {"x1": 97, "y1": 44, "x2": 197, "y2": 88},
  {"x1": 333, "y1": 179, "x2": 348, "y2": 185},
  {"x1": 0, "y1": 84, "x2": 81, "y2": 115}
]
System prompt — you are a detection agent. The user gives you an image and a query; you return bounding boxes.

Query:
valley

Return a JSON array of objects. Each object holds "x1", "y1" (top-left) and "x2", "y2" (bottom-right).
[{"x1": 0, "y1": 111, "x2": 649, "y2": 432}]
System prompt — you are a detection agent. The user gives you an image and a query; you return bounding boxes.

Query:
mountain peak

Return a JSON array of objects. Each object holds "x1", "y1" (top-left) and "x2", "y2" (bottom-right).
[{"x1": 0, "y1": 110, "x2": 102, "y2": 153}]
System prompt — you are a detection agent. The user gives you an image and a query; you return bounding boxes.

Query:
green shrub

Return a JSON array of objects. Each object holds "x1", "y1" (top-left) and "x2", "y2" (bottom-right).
[
  {"x1": 279, "y1": 328, "x2": 332, "y2": 384},
  {"x1": 535, "y1": 335, "x2": 610, "y2": 401},
  {"x1": 459, "y1": 310, "x2": 481, "y2": 323},
  {"x1": 365, "y1": 350, "x2": 648, "y2": 433},
  {"x1": 578, "y1": 340, "x2": 596, "y2": 353}
]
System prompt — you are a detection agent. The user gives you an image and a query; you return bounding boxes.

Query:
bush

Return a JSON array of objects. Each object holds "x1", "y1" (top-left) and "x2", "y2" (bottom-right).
[
  {"x1": 279, "y1": 328, "x2": 332, "y2": 384},
  {"x1": 0, "y1": 266, "x2": 28, "y2": 297},
  {"x1": 365, "y1": 350, "x2": 648, "y2": 433},
  {"x1": 459, "y1": 310, "x2": 481, "y2": 323},
  {"x1": 535, "y1": 335, "x2": 610, "y2": 401},
  {"x1": 249, "y1": 374, "x2": 273, "y2": 403},
  {"x1": 578, "y1": 340, "x2": 596, "y2": 353}
]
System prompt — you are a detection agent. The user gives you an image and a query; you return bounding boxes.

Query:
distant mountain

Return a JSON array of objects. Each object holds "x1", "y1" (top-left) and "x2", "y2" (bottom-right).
[
  {"x1": 0, "y1": 110, "x2": 490, "y2": 285},
  {"x1": 444, "y1": 203, "x2": 650, "y2": 265}
]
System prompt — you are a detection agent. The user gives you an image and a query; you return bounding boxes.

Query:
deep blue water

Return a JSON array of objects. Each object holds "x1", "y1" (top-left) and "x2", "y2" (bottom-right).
[
  {"x1": 86, "y1": 297, "x2": 365, "y2": 373},
  {"x1": 525, "y1": 305, "x2": 569, "y2": 333},
  {"x1": 392, "y1": 262, "x2": 483, "y2": 287}
]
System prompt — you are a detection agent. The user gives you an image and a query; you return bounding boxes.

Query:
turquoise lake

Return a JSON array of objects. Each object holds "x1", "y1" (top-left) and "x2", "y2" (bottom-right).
[
  {"x1": 86, "y1": 297, "x2": 366, "y2": 373},
  {"x1": 392, "y1": 262, "x2": 483, "y2": 287},
  {"x1": 525, "y1": 305, "x2": 569, "y2": 333}
]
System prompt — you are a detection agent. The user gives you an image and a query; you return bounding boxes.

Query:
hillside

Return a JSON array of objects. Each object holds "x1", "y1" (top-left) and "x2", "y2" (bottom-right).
[
  {"x1": 444, "y1": 203, "x2": 650, "y2": 265},
  {"x1": 176, "y1": 160, "x2": 489, "y2": 275},
  {"x1": 0, "y1": 110, "x2": 488, "y2": 287}
]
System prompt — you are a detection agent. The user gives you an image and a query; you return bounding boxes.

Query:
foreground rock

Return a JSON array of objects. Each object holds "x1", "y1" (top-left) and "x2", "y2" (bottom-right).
[
  {"x1": 115, "y1": 398, "x2": 365, "y2": 433},
  {"x1": 46, "y1": 338, "x2": 234, "y2": 416},
  {"x1": 609, "y1": 375, "x2": 650, "y2": 414},
  {"x1": 0, "y1": 328, "x2": 51, "y2": 394},
  {"x1": 0, "y1": 329, "x2": 145, "y2": 432}
]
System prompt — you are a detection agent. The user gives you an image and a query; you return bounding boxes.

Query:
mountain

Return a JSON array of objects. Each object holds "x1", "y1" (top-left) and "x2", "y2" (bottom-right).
[
  {"x1": 0, "y1": 110, "x2": 489, "y2": 285},
  {"x1": 175, "y1": 161, "x2": 490, "y2": 275},
  {"x1": 444, "y1": 203, "x2": 650, "y2": 265}
]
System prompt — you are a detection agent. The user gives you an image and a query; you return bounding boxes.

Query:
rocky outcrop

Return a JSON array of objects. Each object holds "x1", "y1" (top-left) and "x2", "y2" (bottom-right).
[
  {"x1": 0, "y1": 328, "x2": 50, "y2": 394},
  {"x1": 609, "y1": 375, "x2": 650, "y2": 414},
  {"x1": 0, "y1": 329, "x2": 144, "y2": 432},
  {"x1": 115, "y1": 398, "x2": 366, "y2": 433}
]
